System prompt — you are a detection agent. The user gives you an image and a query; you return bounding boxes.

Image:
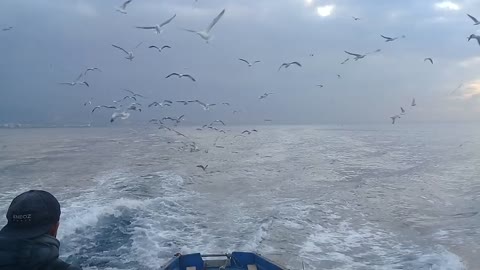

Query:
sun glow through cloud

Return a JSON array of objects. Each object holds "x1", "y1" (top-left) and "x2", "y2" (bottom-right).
[
  {"x1": 434, "y1": 1, "x2": 460, "y2": 11},
  {"x1": 316, "y1": 5, "x2": 334, "y2": 17}
]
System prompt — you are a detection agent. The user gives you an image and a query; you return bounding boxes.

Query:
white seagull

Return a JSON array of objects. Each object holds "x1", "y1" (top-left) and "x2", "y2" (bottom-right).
[
  {"x1": 116, "y1": 0, "x2": 133, "y2": 14},
  {"x1": 194, "y1": 100, "x2": 216, "y2": 111},
  {"x1": 352, "y1": 16, "x2": 361, "y2": 21},
  {"x1": 111, "y1": 42, "x2": 142, "y2": 61},
  {"x1": 92, "y1": 105, "x2": 117, "y2": 113},
  {"x1": 239, "y1": 58, "x2": 261, "y2": 67},
  {"x1": 110, "y1": 112, "x2": 130, "y2": 123},
  {"x1": 166, "y1": 72, "x2": 196, "y2": 81},
  {"x1": 210, "y1": 120, "x2": 225, "y2": 126},
  {"x1": 259, "y1": 92, "x2": 274, "y2": 99},
  {"x1": 135, "y1": 14, "x2": 176, "y2": 34},
  {"x1": 467, "y1": 14, "x2": 480, "y2": 25},
  {"x1": 123, "y1": 89, "x2": 145, "y2": 98},
  {"x1": 84, "y1": 67, "x2": 101, "y2": 76},
  {"x1": 468, "y1": 34, "x2": 480, "y2": 46},
  {"x1": 148, "y1": 45, "x2": 171, "y2": 53},
  {"x1": 390, "y1": 115, "x2": 401, "y2": 124},
  {"x1": 278, "y1": 61, "x2": 302, "y2": 71},
  {"x1": 59, "y1": 73, "x2": 89, "y2": 87},
  {"x1": 183, "y1": 9, "x2": 226, "y2": 42},
  {"x1": 400, "y1": 107, "x2": 406, "y2": 114},
  {"x1": 381, "y1": 34, "x2": 405, "y2": 42}
]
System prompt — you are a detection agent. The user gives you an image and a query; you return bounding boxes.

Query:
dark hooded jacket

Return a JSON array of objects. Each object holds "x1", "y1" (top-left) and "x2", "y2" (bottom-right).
[{"x1": 0, "y1": 234, "x2": 81, "y2": 270}]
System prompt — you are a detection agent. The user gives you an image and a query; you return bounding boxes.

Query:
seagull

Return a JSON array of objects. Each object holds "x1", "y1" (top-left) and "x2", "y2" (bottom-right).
[
  {"x1": 83, "y1": 67, "x2": 101, "y2": 76},
  {"x1": 123, "y1": 89, "x2": 145, "y2": 98},
  {"x1": 241, "y1": 130, "x2": 251, "y2": 135},
  {"x1": 166, "y1": 72, "x2": 196, "y2": 82},
  {"x1": 148, "y1": 45, "x2": 171, "y2": 53},
  {"x1": 112, "y1": 42, "x2": 142, "y2": 61},
  {"x1": 259, "y1": 92, "x2": 274, "y2": 99},
  {"x1": 196, "y1": 165, "x2": 208, "y2": 171},
  {"x1": 411, "y1": 98, "x2": 416, "y2": 107},
  {"x1": 316, "y1": 84, "x2": 324, "y2": 88},
  {"x1": 352, "y1": 16, "x2": 361, "y2": 21},
  {"x1": 116, "y1": 0, "x2": 133, "y2": 14},
  {"x1": 114, "y1": 95, "x2": 137, "y2": 104},
  {"x1": 264, "y1": 119, "x2": 273, "y2": 122},
  {"x1": 59, "y1": 72, "x2": 89, "y2": 87},
  {"x1": 162, "y1": 115, "x2": 184, "y2": 125},
  {"x1": 84, "y1": 98, "x2": 93, "y2": 106},
  {"x1": 390, "y1": 115, "x2": 401, "y2": 124},
  {"x1": 136, "y1": 14, "x2": 176, "y2": 34},
  {"x1": 337, "y1": 74, "x2": 342, "y2": 79},
  {"x1": 278, "y1": 61, "x2": 302, "y2": 71},
  {"x1": 222, "y1": 102, "x2": 230, "y2": 106},
  {"x1": 467, "y1": 34, "x2": 480, "y2": 46},
  {"x1": 91, "y1": 105, "x2": 117, "y2": 113},
  {"x1": 110, "y1": 111, "x2": 130, "y2": 123},
  {"x1": 344, "y1": 51, "x2": 366, "y2": 61},
  {"x1": 380, "y1": 34, "x2": 405, "y2": 42},
  {"x1": 126, "y1": 103, "x2": 142, "y2": 112},
  {"x1": 251, "y1": 129, "x2": 258, "y2": 132},
  {"x1": 176, "y1": 100, "x2": 194, "y2": 105},
  {"x1": 340, "y1": 58, "x2": 350, "y2": 64},
  {"x1": 210, "y1": 120, "x2": 225, "y2": 126},
  {"x1": 163, "y1": 100, "x2": 173, "y2": 104},
  {"x1": 467, "y1": 14, "x2": 480, "y2": 25},
  {"x1": 183, "y1": 9, "x2": 226, "y2": 42},
  {"x1": 2, "y1": 26, "x2": 13, "y2": 31},
  {"x1": 238, "y1": 59, "x2": 261, "y2": 67},
  {"x1": 194, "y1": 100, "x2": 216, "y2": 111},
  {"x1": 400, "y1": 107, "x2": 405, "y2": 114},
  {"x1": 424, "y1": 58, "x2": 433, "y2": 64},
  {"x1": 233, "y1": 110, "x2": 240, "y2": 114}
]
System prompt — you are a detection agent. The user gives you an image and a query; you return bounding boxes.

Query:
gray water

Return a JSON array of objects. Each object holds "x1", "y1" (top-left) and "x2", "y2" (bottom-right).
[{"x1": 0, "y1": 125, "x2": 479, "y2": 270}]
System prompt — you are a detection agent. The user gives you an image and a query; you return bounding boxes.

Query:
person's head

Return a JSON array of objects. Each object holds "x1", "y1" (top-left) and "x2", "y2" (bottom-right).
[{"x1": 0, "y1": 190, "x2": 61, "y2": 239}]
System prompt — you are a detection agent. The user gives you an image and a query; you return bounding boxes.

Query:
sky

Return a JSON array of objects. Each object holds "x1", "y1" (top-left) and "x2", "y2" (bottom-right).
[{"x1": 0, "y1": 0, "x2": 480, "y2": 126}]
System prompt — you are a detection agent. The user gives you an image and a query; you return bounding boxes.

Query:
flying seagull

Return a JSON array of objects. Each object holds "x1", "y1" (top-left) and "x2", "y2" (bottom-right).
[
  {"x1": 148, "y1": 45, "x2": 171, "y2": 53},
  {"x1": 59, "y1": 72, "x2": 89, "y2": 87},
  {"x1": 340, "y1": 58, "x2": 350, "y2": 65},
  {"x1": 149, "y1": 101, "x2": 171, "y2": 108},
  {"x1": 238, "y1": 59, "x2": 261, "y2": 67},
  {"x1": 166, "y1": 73, "x2": 196, "y2": 82},
  {"x1": 390, "y1": 115, "x2": 401, "y2": 124},
  {"x1": 110, "y1": 111, "x2": 130, "y2": 123},
  {"x1": 424, "y1": 58, "x2": 433, "y2": 64},
  {"x1": 126, "y1": 103, "x2": 142, "y2": 112},
  {"x1": 400, "y1": 107, "x2": 405, "y2": 114},
  {"x1": 278, "y1": 61, "x2": 302, "y2": 71},
  {"x1": 411, "y1": 98, "x2": 416, "y2": 107},
  {"x1": 259, "y1": 92, "x2": 274, "y2": 99},
  {"x1": 176, "y1": 100, "x2": 192, "y2": 105},
  {"x1": 92, "y1": 105, "x2": 117, "y2": 113},
  {"x1": 467, "y1": 34, "x2": 480, "y2": 46},
  {"x1": 111, "y1": 42, "x2": 142, "y2": 61},
  {"x1": 162, "y1": 115, "x2": 184, "y2": 125},
  {"x1": 381, "y1": 34, "x2": 405, "y2": 42},
  {"x1": 344, "y1": 51, "x2": 366, "y2": 61},
  {"x1": 316, "y1": 84, "x2": 324, "y2": 88},
  {"x1": 194, "y1": 100, "x2": 216, "y2": 111},
  {"x1": 210, "y1": 120, "x2": 225, "y2": 126},
  {"x1": 222, "y1": 102, "x2": 230, "y2": 106},
  {"x1": 2, "y1": 26, "x2": 13, "y2": 31},
  {"x1": 123, "y1": 89, "x2": 145, "y2": 98},
  {"x1": 196, "y1": 165, "x2": 208, "y2": 171},
  {"x1": 467, "y1": 14, "x2": 480, "y2": 25},
  {"x1": 135, "y1": 14, "x2": 176, "y2": 34},
  {"x1": 84, "y1": 98, "x2": 93, "y2": 106},
  {"x1": 83, "y1": 67, "x2": 101, "y2": 76},
  {"x1": 116, "y1": 0, "x2": 133, "y2": 14},
  {"x1": 183, "y1": 9, "x2": 226, "y2": 42},
  {"x1": 337, "y1": 74, "x2": 342, "y2": 79},
  {"x1": 241, "y1": 130, "x2": 251, "y2": 135},
  {"x1": 352, "y1": 16, "x2": 361, "y2": 21},
  {"x1": 114, "y1": 95, "x2": 137, "y2": 104}
]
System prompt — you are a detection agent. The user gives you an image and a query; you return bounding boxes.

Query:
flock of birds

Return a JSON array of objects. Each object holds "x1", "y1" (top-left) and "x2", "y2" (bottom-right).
[{"x1": 3, "y1": 1, "x2": 480, "y2": 171}]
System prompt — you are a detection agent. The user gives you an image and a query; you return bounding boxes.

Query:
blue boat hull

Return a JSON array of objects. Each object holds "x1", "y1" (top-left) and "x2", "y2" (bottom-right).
[{"x1": 160, "y1": 252, "x2": 287, "y2": 270}]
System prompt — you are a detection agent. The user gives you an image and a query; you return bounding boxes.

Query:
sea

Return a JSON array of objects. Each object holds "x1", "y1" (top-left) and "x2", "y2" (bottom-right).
[{"x1": 0, "y1": 124, "x2": 479, "y2": 270}]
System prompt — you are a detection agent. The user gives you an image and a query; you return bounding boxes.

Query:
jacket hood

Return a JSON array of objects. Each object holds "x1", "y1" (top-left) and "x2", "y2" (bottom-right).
[{"x1": 0, "y1": 234, "x2": 60, "y2": 269}]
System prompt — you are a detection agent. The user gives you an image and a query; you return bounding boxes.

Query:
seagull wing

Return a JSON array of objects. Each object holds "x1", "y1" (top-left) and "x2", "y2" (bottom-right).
[
  {"x1": 161, "y1": 45, "x2": 171, "y2": 50},
  {"x1": 238, "y1": 58, "x2": 250, "y2": 65},
  {"x1": 291, "y1": 62, "x2": 302, "y2": 67},
  {"x1": 206, "y1": 8, "x2": 225, "y2": 33},
  {"x1": 112, "y1": 44, "x2": 129, "y2": 55},
  {"x1": 195, "y1": 100, "x2": 207, "y2": 107},
  {"x1": 148, "y1": 45, "x2": 160, "y2": 52},
  {"x1": 136, "y1": 26, "x2": 156, "y2": 30},
  {"x1": 160, "y1": 14, "x2": 176, "y2": 28},
  {"x1": 166, "y1": 72, "x2": 180, "y2": 79},
  {"x1": 121, "y1": 0, "x2": 133, "y2": 9},
  {"x1": 467, "y1": 14, "x2": 480, "y2": 24},
  {"x1": 278, "y1": 63, "x2": 287, "y2": 71},
  {"x1": 253, "y1": 60, "x2": 261, "y2": 64},
  {"x1": 74, "y1": 72, "x2": 84, "y2": 82},
  {"x1": 123, "y1": 89, "x2": 135, "y2": 95},
  {"x1": 177, "y1": 115, "x2": 185, "y2": 121},
  {"x1": 424, "y1": 58, "x2": 433, "y2": 64},
  {"x1": 101, "y1": 105, "x2": 117, "y2": 109},
  {"x1": 380, "y1": 35, "x2": 392, "y2": 40},
  {"x1": 183, "y1": 74, "x2": 196, "y2": 81},
  {"x1": 344, "y1": 51, "x2": 361, "y2": 57},
  {"x1": 133, "y1": 42, "x2": 143, "y2": 49},
  {"x1": 91, "y1": 106, "x2": 101, "y2": 113}
]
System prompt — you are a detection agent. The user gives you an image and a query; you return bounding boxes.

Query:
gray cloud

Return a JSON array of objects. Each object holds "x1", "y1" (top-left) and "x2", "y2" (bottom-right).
[{"x1": 1, "y1": 0, "x2": 480, "y2": 126}]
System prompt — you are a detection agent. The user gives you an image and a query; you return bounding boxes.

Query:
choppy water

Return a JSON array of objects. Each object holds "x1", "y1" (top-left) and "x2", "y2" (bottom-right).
[{"x1": 0, "y1": 125, "x2": 479, "y2": 270}]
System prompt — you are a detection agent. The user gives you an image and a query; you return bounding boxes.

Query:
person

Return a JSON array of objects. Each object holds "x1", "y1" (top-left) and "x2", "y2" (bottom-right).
[{"x1": 0, "y1": 190, "x2": 81, "y2": 270}]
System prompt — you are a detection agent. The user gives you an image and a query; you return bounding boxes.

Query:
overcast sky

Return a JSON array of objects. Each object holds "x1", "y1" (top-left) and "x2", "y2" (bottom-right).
[{"x1": 1, "y1": 0, "x2": 480, "y2": 125}]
